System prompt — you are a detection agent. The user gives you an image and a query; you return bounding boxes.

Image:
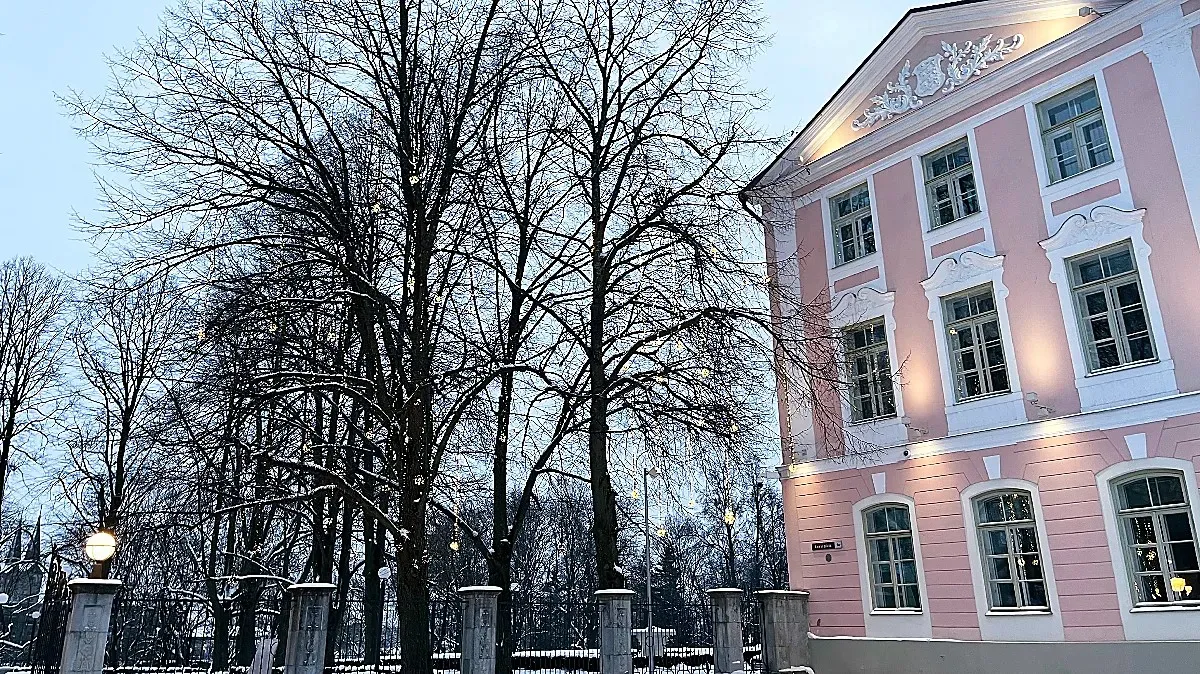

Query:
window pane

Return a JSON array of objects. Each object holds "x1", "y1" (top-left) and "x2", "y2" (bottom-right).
[
  {"x1": 1122, "y1": 479, "x2": 1153, "y2": 510},
  {"x1": 1152, "y1": 476, "x2": 1186, "y2": 507},
  {"x1": 1138, "y1": 574, "x2": 1168, "y2": 603},
  {"x1": 1127, "y1": 515, "x2": 1157, "y2": 544},
  {"x1": 1171, "y1": 542, "x2": 1199, "y2": 572},
  {"x1": 874, "y1": 538, "x2": 892, "y2": 562},
  {"x1": 869, "y1": 509, "x2": 888, "y2": 534},
  {"x1": 1024, "y1": 580, "x2": 1048, "y2": 608},
  {"x1": 990, "y1": 556, "x2": 1013, "y2": 580},
  {"x1": 1071, "y1": 88, "x2": 1101, "y2": 116},
  {"x1": 1014, "y1": 526, "x2": 1039, "y2": 553},
  {"x1": 1080, "y1": 119, "x2": 1112, "y2": 168},
  {"x1": 902, "y1": 584, "x2": 922, "y2": 609},
  {"x1": 994, "y1": 582, "x2": 1018, "y2": 607},
  {"x1": 1045, "y1": 100, "x2": 1074, "y2": 127},
  {"x1": 860, "y1": 217, "x2": 876, "y2": 256},
  {"x1": 1103, "y1": 249, "x2": 1134, "y2": 277},
  {"x1": 875, "y1": 561, "x2": 893, "y2": 584},
  {"x1": 895, "y1": 535, "x2": 915, "y2": 560},
  {"x1": 1019, "y1": 554, "x2": 1044, "y2": 580},
  {"x1": 1128, "y1": 335, "x2": 1155, "y2": 363},
  {"x1": 974, "y1": 293, "x2": 996, "y2": 314},
  {"x1": 949, "y1": 145, "x2": 971, "y2": 169},
  {"x1": 980, "y1": 498, "x2": 1005, "y2": 525},
  {"x1": 930, "y1": 155, "x2": 949, "y2": 177},
  {"x1": 958, "y1": 174, "x2": 980, "y2": 216},
  {"x1": 1133, "y1": 546, "x2": 1162, "y2": 573},
  {"x1": 1076, "y1": 257, "x2": 1103, "y2": 285},
  {"x1": 875, "y1": 584, "x2": 898, "y2": 609},
  {"x1": 887, "y1": 507, "x2": 910, "y2": 532},
  {"x1": 899, "y1": 560, "x2": 918, "y2": 584},
  {"x1": 1051, "y1": 132, "x2": 1080, "y2": 179},
  {"x1": 1164, "y1": 512, "x2": 1193, "y2": 541},
  {"x1": 1115, "y1": 282, "x2": 1142, "y2": 309},
  {"x1": 989, "y1": 367, "x2": 1010, "y2": 393},
  {"x1": 984, "y1": 528, "x2": 1009, "y2": 555}
]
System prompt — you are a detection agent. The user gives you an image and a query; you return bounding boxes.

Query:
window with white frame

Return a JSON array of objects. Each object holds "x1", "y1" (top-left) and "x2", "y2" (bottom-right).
[
  {"x1": 863, "y1": 504, "x2": 922, "y2": 610},
  {"x1": 943, "y1": 285, "x2": 1010, "y2": 402},
  {"x1": 1037, "y1": 81, "x2": 1114, "y2": 183},
  {"x1": 1068, "y1": 241, "x2": 1155, "y2": 373},
  {"x1": 844, "y1": 319, "x2": 896, "y2": 422},
  {"x1": 831, "y1": 183, "x2": 875, "y2": 265},
  {"x1": 1114, "y1": 472, "x2": 1200, "y2": 606},
  {"x1": 922, "y1": 139, "x2": 980, "y2": 228},
  {"x1": 973, "y1": 490, "x2": 1049, "y2": 610}
]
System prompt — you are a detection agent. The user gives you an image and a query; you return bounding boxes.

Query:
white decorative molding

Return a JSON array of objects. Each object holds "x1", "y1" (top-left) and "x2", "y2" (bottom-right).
[
  {"x1": 1124, "y1": 432, "x2": 1148, "y2": 460},
  {"x1": 872, "y1": 472, "x2": 887, "y2": 495},
  {"x1": 1040, "y1": 205, "x2": 1177, "y2": 411},
  {"x1": 983, "y1": 455, "x2": 1001, "y2": 480},
  {"x1": 852, "y1": 493, "x2": 935, "y2": 639},
  {"x1": 853, "y1": 34, "x2": 1024, "y2": 129},
  {"x1": 920, "y1": 251, "x2": 1006, "y2": 301},
  {"x1": 829, "y1": 287, "x2": 897, "y2": 330}
]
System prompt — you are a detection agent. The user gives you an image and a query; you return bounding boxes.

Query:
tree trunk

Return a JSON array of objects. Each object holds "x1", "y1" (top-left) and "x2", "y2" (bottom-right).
[{"x1": 394, "y1": 516, "x2": 432, "y2": 674}]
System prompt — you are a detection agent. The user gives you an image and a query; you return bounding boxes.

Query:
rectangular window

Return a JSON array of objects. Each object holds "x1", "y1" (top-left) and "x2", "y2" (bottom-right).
[
  {"x1": 1037, "y1": 81, "x2": 1114, "y2": 183},
  {"x1": 830, "y1": 183, "x2": 875, "y2": 265},
  {"x1": 864, "y1": 504, "x2": 922, "y2": 610},
  {"x1": 1068, "y1": 242, "x2": 1155, "y2": 372},
  {"x1": 844, "y1": 319, "x2": 896, "y2": 422},
  {"x1": 943, "y1": 285, "x2": 1010, "y2": 402},
  {"x1": 922, "y1": 139, "x2": 980, "y2": 228},
  {"x1": 1115, "y1": 473, "x2": 1200, "y2": 606},
  {"x1": 974, "y1": 491, "x2": 1049, "y2": 610}
]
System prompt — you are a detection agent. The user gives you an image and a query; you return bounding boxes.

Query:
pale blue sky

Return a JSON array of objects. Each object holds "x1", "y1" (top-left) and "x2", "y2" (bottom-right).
[{"x1": 0, "y1": 1, "x2": 915, "y2": 274}]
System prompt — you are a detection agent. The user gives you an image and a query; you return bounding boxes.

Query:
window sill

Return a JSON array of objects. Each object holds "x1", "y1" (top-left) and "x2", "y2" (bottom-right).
[
  {"x1": 1130, "y1": 604, "x2": 1200, "y2": 614},
  {"x1": 985, "y1": 609, "x2": 1052, "y2": 617},
  {"x1": 952, "y1": 389, "x2": 1017, "y2": 407},
  {"x1": 848, "y1": 414, "x2": 898, "y2": 427},
  {"x1": 1041, "y1": 159, "x2": 1122, "y2": 200},
  {"x1": 870, "y1": 609, "x2": 924, "y2": 616},
  {"x1": 830, "y1": 252, "x2": 881, "y2": 279},
  {"x1": 926, "y1": 210, "x2": 985, "y2": 238},
  {"x1": 1083, "y1": 358, "x2": 1160, "y2": 379}
]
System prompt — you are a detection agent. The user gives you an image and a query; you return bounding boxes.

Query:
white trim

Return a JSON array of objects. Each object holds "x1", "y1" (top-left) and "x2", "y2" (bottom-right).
[
  {"x1": 1040, "y1": 206, "x2": 1177, "y2": 410},
  {"x1": 1095, "y1": 458, "x2": 1200, "y2": 640},
  {"x1": 829, "y1": 289, "x2": 908, "y2": 448},
  {"x1": 769, "y1": 201, "x2": 818, "y2": 463},
  {"x1": 921, "y1": 252, "x2": 1028, "y2": 434},
  {"x1": 778, "y1": 390, "x2": 1200, "y2": 478},
  {"x1": 852, "y1": 493, "x2": 934, "y2": 639},
  {"x1": 960, "y1": 479, "x2": 1066, "y2": 641},
  {"x1": 912, "y1": 130, "x2": 997, "y2": 274},
  {"x1": 822, "y1": 174, "x2": 888, "y2": 291}
]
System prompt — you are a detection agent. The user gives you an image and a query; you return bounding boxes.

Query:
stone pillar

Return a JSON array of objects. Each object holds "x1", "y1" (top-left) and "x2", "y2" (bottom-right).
[
  {"x1": 459, "y1": 586, "x2": 502, "y2": 674},
  {"x1": 755, "y1": 590, "x2": 810, "y2": 674},
  {"x1": 707, "y1": 588, "x2": 744, "y2": 674},
  {"x1": 595, "y1": 589, "x2": 635, "y2": 674},
  {"x1": 59, "y1": 578, "x2": 122, "y2": 674},
  {"x1": 283, "y1": 582, "x2": 336, "y2": 674}
]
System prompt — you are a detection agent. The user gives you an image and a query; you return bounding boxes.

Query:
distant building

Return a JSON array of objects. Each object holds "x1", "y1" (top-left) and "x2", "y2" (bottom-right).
[
  {"x1": 0, "y1": 518, "x2": 44, "y2": 647},
  {"x1": 749, "y1": 0, "x2": 1200, "y2": 643}
]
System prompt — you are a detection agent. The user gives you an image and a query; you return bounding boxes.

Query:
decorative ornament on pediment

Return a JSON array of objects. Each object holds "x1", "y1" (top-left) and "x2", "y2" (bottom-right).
[
  {"x1": 829, "y1": 286, "x2": 895, "y2": 328},
  {"x1": 921, "y1": 250, "x2": 1005, "y2": 294},
  {"x1": 852, "y1": 33, "x2": 1024, "y2": 130},
  {"x1": 1041, "y1": 206, "x2": 1148, "y2": 254}
]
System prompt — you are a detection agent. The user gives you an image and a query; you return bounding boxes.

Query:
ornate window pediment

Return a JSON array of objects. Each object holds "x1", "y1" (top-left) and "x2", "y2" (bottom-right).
[
  {"x1": 921, "y1": 250, "x2": 1005, "y2": 296},
  {"x1": 829, "y1": 287, "x2": 896, "y2": 329},
  {"x1": 1040, "y1": 206, "x2": 1147, "y2": 256}
]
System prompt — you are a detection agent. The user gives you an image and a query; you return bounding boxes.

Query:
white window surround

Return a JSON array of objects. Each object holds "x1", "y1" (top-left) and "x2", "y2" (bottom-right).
[
  {"x1": 921, "y1": 251, "x2": 1028, "y2": 434},
  {"x1": 821, "y1": 174, "x2": 886, "y2": 287},
  {"x1": 960, "y1": 479, "x2": 1065, "y2": 641},
  {"x1": 829, "y1": 287, "x2": 908, "y2": 449},
  {"x1": 911, "y1": 129, "x2": 997, "y2": 273},
  {"x1": 1096, "y1": 458, "x2": 1200, "y2": 641},
  {"x1": 852, "y1": 493, "x2": 934, "y2": 638},
  {"x1": 1040, "y1": 206, "x2": 1177, "y2": 412}
]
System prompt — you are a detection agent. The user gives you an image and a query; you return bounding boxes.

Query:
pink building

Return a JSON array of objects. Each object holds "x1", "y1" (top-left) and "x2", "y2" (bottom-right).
[{"x1": 749, "y1": 0, "x2": 1200, "y2": 645}]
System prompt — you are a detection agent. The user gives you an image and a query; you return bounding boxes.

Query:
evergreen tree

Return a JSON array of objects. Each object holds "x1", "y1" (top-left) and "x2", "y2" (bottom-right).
[{"x1": 653, "y1": 540, "x2": 690, "y2": 645}]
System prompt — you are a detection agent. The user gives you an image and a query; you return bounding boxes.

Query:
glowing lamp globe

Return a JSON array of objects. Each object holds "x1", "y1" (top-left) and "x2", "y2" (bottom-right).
[
  {"x1": 1171, "y1": 576, "x2": 1187, "y2": 594},
  {"x1": 85, "y1": 531, "x2": 117, "y2": 563}
]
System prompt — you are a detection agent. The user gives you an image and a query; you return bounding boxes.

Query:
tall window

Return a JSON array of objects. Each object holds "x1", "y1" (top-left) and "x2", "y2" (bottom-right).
[
  {"x1": 922, "y1": 139, "x2": 980, "y2": 228},
  {"x1": 1037, "y1": 81, "x2": 1113, "y2": 183},
  {"x1": 974, "y1": 491, "x2": 1049, "y2": 610},
  {"x1": 831, "y1": 184, "x2": 875, "y2": 265},
  {"x1": 864, "y1": 504, "x2": 922, "y2": 610},
  {"x1": 943, "y1": 285, "x2": 1010, "y2": 402},
  {"x1": 1115, "y1": 473, "x2": 1200, "y2": 606},
  {"x1": 1068, "y1": 242, "x2": 1155, "y2": 372},
  {"x1": 844, "y1": 319, "x2": 896, "y2": 422}
]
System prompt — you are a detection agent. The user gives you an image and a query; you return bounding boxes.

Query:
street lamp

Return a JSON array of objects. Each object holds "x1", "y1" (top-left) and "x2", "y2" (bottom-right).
[
  {"x1": 643, "y1": 465, "x2": 661, "y2": 674},
  {"x1": 85, "y1": 530, "x2": 117, "y2": 579}
]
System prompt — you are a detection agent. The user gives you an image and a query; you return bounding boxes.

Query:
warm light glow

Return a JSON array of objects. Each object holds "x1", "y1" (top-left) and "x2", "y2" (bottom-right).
[
  {"x1": 84, "y1": 531, "x2": 117, "y2": 562},
  {"x1": 724, "y1": 509, "x2": 736, "y2": 526},
  {"x1": 1171, "y1": 576, "x2": 1187, "y2": 593}
]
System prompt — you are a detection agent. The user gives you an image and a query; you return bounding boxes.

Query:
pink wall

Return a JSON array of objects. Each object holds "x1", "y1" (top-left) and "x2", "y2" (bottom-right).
[
  {"x1": 785, "y1": 412, "x2": 1200, "y2": 641},
  {"x1": 794, "y1": 201, "x2": 843, "y2": 454},
  {"x1": 875, "y1": 161, "x2": 950, "y2": 439},
  {"x1": 975, "y1": 108, "x2": 1081, "y2": 416},
  {"x1": 1104, "y1": 53, "x2": 1200, "y2": 393}
]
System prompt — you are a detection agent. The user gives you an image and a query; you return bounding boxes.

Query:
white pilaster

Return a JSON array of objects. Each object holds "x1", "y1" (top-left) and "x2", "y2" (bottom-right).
[{"x1": 1142, "y1": 9, "x2": 1200, "y2": 249}]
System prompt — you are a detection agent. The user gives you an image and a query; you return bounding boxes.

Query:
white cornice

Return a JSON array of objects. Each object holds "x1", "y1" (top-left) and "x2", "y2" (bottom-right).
[{"x1": 760, "y1": 0, "x2": 1174, "y2": 198}]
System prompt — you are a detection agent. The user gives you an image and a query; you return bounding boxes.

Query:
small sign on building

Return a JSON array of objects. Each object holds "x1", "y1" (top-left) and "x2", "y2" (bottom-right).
[{"x1": 811, "y1": 540, "x2": 843, "y2": 551}]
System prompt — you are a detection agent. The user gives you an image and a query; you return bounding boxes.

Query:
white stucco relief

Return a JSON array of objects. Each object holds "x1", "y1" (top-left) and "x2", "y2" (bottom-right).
[{"x1": 853, "y1": 33, "x2": 1024, "y2": 130}]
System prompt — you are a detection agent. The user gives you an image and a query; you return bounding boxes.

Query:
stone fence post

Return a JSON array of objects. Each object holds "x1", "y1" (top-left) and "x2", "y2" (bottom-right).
[
  {"x1": 707, "y1": 588, "x2": 744, "y2": 674},
  {"x1": 460, "y1": 586, "x2": 502, "y2": 674},
  {"x1": 60, "y1": 578, "x2": 122, "y2": 674},
  {"x1": 283, "y1": 583, "x2": 336, "y2": 674},
  {"x1": 755, "y1": 590, "x2": 810, "y2": 674},
  {"x1": 595, "y1": 589, "x2": 635, "y2": 674}
]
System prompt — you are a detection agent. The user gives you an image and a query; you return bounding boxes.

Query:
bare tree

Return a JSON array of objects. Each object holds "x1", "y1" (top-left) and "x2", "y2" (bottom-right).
[{"x1": 0, "y1": 258, "x2": 69, "y2": 518}]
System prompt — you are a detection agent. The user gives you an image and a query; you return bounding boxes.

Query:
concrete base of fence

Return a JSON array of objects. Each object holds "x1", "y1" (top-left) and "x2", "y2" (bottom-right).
[
  {"x1": 459, "y1": 586, "x2": 502, "y2": 674},
  {"x1": 810, "y1": 636, "x2": 1200, "y2": 674},
  {"x1": 707, "y1": 588, "x2": 745, "y2": 674},
  {"x1": 283, "y1": 582, "x2": 336, "y2": 674},
  {"x1": 755, "y1": 590, "x2": 810, "y2": 674},
  {"x1": 596, "y1": 589, "x2": 636, "y2": 674},
  {"x1": 60, "y1": 578, "x2": 122, "y2": 674}
]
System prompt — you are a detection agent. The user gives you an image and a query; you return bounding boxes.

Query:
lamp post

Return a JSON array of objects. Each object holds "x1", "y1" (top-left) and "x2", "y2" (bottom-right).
[
  {"x1": 85, "y1": 530, "x2": 117, "y2": 579},
  {"x1": 643, "y1": 465, "x2": 660, "y2": 674}
]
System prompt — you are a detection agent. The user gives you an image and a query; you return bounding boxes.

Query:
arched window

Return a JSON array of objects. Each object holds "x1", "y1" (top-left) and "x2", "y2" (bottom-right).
[
  {"x1": 1114, "y1": 472, "x2": 1200, "y2": 605},
  {"x1": 973, "y1": 490, "x2": 1048, "y2": 610},
  {"x1": 863, "y1": 504, "x2": 921, "y2": 610}
]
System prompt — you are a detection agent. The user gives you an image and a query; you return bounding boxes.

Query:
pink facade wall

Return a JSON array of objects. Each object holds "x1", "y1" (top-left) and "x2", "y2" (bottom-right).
[{"x1": 775, "y1": 6, "x2": 1200, "y2": 645}]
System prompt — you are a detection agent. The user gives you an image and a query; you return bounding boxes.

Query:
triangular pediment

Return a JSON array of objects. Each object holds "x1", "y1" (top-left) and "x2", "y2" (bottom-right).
[{"x1": 770, "y1": 0, "x2": 1130, "y2": 170}]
